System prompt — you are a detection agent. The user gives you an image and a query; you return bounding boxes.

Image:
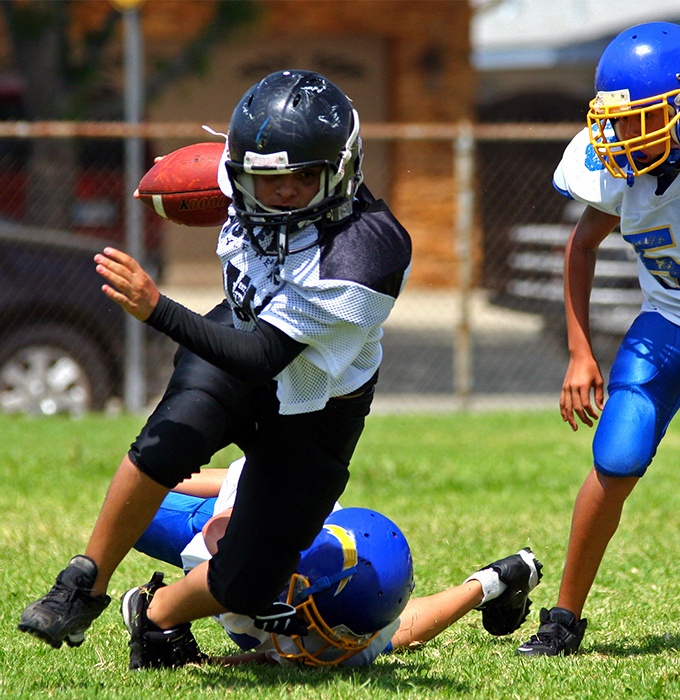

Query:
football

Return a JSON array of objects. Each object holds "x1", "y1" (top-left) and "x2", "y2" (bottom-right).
[{"x1": 137, "y1": 142, "x2": 231, "y2": 227}]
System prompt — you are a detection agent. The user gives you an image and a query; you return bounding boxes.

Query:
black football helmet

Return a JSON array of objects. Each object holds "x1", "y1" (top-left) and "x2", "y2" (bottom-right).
[{"x1": 225, "y1": 70, "x2": 363, "y2": 261}]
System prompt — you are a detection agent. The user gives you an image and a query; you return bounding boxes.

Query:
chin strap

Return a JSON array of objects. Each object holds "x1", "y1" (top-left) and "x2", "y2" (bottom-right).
[
  {"x1": 276, "y1": 221, "x2": 288, "y2": 266},
  {"x1": 329, "y1": 199, "x2": 353, "y2": 222},
  {"x1": 293, "y1": 565, "x2": 358, "y2": 604}
]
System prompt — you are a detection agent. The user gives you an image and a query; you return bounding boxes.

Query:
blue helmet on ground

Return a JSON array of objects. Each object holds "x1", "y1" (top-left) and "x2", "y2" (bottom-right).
[{"x1": 274, "y1": 507, "x2": 414, "y2": 666}]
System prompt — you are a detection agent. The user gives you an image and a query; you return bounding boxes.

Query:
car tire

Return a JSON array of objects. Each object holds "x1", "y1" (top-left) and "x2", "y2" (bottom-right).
[{"x1": 0, "y1": 324, "x2": 114, "y2": 416}]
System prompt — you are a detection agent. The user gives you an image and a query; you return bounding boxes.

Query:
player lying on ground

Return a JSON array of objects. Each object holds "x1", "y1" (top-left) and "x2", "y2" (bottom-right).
[{"x1": 126, "y1": 457, "x2": 543, "y2": 668}]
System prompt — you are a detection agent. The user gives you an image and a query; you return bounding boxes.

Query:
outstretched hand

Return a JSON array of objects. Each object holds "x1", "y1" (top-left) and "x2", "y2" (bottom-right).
[{"x1": 94, "y1": 247, "x2": 160, "y2": 321}]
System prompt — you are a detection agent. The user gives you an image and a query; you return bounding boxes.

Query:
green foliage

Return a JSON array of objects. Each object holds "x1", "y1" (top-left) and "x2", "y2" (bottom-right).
[
  {"x1": 3, "y1": 411, "x2": 680, "y2": 699},
  {"x1": 0, "y1": 0, "x2": 258, "y2": 119},
  {"x1": 147, "y1": 0, "x2": 260, "y2": 103}
]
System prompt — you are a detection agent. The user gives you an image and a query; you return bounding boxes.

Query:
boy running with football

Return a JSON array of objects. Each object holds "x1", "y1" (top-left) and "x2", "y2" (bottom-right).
[{"x1": 18, "y1": 70, "x2": 412, "y2": 660}]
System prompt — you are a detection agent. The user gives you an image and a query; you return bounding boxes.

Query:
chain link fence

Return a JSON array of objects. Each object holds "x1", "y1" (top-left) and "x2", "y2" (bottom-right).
[{"x1": 0, "y1": 121, "x2": 639, "y2": 416}]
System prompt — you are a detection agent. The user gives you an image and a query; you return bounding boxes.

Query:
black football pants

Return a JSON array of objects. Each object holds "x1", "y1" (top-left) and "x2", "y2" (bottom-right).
[{"x1": 128, "y1": 303, "x2": 375, "y2": 615}]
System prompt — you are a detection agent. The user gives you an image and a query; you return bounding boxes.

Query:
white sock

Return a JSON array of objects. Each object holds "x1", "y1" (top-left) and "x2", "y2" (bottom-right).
[{"x1": 464, "y1": 568, "x2": 507, "y2": 604}]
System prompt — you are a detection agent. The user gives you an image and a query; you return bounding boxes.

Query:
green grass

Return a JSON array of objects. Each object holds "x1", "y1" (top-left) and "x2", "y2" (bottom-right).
[{"x1": 2, "y1": 410, "x2": 680, "y2": 698}]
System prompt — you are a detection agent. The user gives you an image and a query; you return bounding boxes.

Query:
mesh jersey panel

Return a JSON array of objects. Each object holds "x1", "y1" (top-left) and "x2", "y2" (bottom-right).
[{"x1": 216, "y1": 197, "x2": 411, "y2": 414}]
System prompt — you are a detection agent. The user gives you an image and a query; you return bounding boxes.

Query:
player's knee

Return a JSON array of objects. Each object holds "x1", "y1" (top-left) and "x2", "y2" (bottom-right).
[
  {"x1": 207, "y1": 543, "x2": 298, "y2": 616},
  {"x1": 593, "y1": 389, "x2": 657, "y2": 477},
  {"x1": 208, "y1": 571, "x2": 287, "y2": 617},
  {"x1": 594, "y1": 452, "x2": 650, "y2": 478},
  {"x1": 593, "y1": 428, "x2": 655, "y2": 477},
  {"x1": 210, "y1": 580, "x2": 276, "y2": 616},
  {"x1": 128, "y1": 388, "x2": 238, "y2": 488},
  {"x1": 128, "y1": 434, "x2": 208, "y2": 489}
]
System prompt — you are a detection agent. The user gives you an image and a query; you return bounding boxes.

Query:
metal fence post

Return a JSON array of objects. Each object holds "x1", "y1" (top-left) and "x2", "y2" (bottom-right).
[
  {"x1": 122, "y1": 6, "x2": 146, "y2": 413},
  {"x1": 454, "y1": 121, "x2": 474, "y2": 407}
]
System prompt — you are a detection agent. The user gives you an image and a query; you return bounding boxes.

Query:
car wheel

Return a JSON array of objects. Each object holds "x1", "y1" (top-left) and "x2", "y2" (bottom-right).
[{"x1": 0, "y1": 324, "x2": 114, "y2": 416}]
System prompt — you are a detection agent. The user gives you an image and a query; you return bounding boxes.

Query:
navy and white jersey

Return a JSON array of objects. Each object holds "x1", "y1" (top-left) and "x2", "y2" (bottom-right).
[
  {"x1": 216, "y1": 187, "x2": 412, "y2": 414},
  {"x1": 554, "y1": 126, "x2": 680, "y2": 327}
]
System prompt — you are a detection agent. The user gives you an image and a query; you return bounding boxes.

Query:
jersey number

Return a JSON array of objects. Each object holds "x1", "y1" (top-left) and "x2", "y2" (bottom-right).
[{"x1": 624, "y1": 226, "x2": 680, "y2": 289}]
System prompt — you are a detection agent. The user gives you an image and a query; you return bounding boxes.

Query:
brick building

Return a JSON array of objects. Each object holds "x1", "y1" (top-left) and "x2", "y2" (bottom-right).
[{"x1": 48, "y1": 1, "x2": 476, "y2": 288}]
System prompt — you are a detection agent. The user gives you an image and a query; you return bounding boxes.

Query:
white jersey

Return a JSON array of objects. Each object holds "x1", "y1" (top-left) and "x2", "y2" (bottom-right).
[
  {"x1": 180, "y1": 458, "x2": 396, "y2": 666},
  {"x1": 554, "y1": 126, "x2": 680, "y2": 327},
  {"x1": 214, "y1": 190, "x2": 411, "y2": 415}
]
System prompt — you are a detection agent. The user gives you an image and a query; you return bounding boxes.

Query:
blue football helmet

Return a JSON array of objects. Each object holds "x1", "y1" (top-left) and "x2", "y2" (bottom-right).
[
  {"x1": 587, "y1": 22, "x2": 680, "y2": 181},
  {"x1": 225, "y1": 70, "x2": 363, "y2": 263},
  {"x1": 273, "y1": 507, "x2": 414, "y2": 666}
]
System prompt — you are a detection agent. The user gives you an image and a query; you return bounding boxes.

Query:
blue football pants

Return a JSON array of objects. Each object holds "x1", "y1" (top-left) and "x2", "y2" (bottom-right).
[
  {"x1": 133, "y1": 492, "x2": 216, "y2": 569},
  {"x1": 593, "y1": 311, "x2": 680, "y2": 477}
]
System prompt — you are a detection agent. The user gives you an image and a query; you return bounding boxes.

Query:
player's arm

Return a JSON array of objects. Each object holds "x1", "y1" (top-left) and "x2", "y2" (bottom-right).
[
  {"x1": 145, "y1": 294, "x2": 306, "y2": 382},
  {"x1": 561, "y1": 205, "x2": 620, "y2": 431},
  {"x1": 391, "y1": 579, "x2": 483, "y2": 648},
  {"x1": 95, "y1": 247, "x2": 306, "y2": 383},
  {"x1": 172, "y1": 469, "x2": 228, "y2": 498}
]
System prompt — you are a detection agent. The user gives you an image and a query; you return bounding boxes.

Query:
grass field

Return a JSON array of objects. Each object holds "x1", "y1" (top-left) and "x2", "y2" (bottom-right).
[{"x1": 2, "y1": 409, "x2": 680, "y2": 699}]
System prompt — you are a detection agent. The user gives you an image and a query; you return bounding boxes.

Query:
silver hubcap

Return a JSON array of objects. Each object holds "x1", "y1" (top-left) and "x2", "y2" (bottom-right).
[{"x1": 0, "y1": 346, "x2": 90, "y2": 416}]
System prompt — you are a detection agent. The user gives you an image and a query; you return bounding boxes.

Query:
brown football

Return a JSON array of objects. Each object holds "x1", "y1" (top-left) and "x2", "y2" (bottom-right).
[{"x1": 137, "y1": 142, "x2": 230, "y2": 227}]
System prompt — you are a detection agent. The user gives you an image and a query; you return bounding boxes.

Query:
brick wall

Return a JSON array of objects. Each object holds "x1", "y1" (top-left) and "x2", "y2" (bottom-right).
[
  {"x1": 79, "y1": 0, "x2": 475, "y2": 288},
  {"x1": 262, "y1": 1, "x2": 475, "y2": 288}
]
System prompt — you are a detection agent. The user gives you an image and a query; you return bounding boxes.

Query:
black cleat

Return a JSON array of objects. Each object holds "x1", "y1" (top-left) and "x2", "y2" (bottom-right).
[
  {"x1": 517, "y1": 606, "x2": 588, "y2": 656},
  {"x1": 18, "y1": 555, "x2": 111, "y2": 648},
  {"x1": 121, "y1": 571, "x2": 204, "y2": 670},
  {"x1": 477, "y1": 547, "x2": 543, "y2": 636}
]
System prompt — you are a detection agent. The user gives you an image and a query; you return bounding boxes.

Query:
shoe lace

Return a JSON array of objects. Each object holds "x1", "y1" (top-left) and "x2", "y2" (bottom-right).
[
  {"x1": 528, "y1": 621, "x2": 563, "y2": 647},
  {"x1": 40, "y1": 578, "x2": 82, "y2": 608},
  {"x1": 40, "y1": 570, "x2": 98, "y2": 611}
]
